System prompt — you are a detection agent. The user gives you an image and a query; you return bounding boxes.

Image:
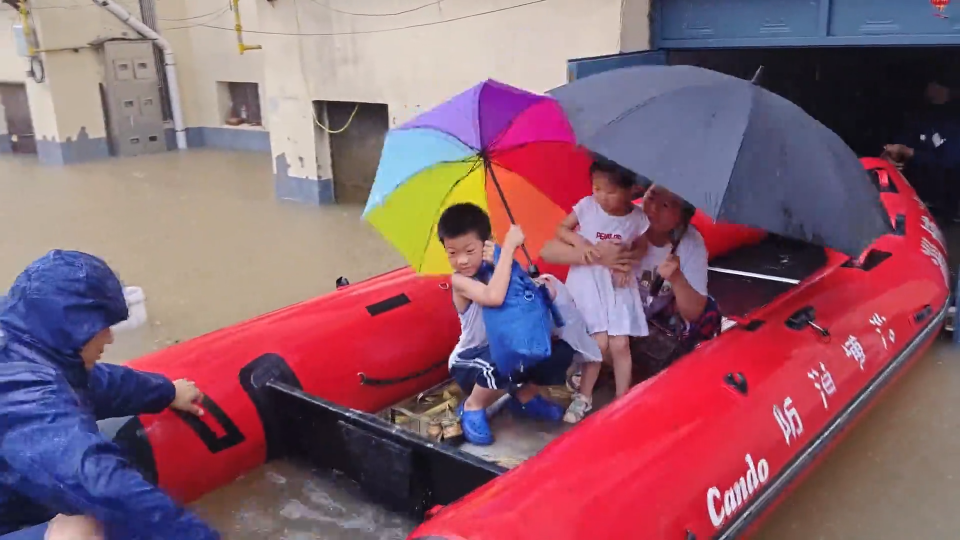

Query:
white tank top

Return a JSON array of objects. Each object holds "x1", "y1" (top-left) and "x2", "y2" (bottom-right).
[
  {"x1": 448, "y1": 301, "x2": 487, "y2": 368},
  {"x1": 573, "y1": 196, "x2": 648, "y2": 246}
]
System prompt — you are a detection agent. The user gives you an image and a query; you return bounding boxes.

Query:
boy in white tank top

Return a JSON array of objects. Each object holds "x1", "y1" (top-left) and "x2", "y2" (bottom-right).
[{"x1": 439, "y1": 203, "x2": 575, "y2": 446}]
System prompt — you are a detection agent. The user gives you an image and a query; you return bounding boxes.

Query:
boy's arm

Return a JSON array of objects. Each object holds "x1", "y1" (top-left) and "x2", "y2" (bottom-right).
[
  {"x1": 452, "y1": 247, "x2": 517, "y2": 308},
  {"x1": 452, "y1": 225, "x2": 524, "y2": 308}
]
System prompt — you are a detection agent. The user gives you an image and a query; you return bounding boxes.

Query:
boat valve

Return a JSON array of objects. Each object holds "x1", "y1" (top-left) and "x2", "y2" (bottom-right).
[{"x1": 785, "y1": 305, "x2": 830, "y2": 340}]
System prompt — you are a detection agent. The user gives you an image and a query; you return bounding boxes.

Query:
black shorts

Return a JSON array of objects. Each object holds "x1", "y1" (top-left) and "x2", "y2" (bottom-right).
[{"x1": 449, "y1": 339, "x2": 575, "y2": 394}]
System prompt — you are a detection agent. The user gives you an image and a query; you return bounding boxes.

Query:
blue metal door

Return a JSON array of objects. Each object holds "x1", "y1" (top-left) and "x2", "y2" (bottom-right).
[
  {"x1": 653, "y1": 0, "x2": 960, "y2": 48},
  {"x1": 567, "y1": 50, "x2": 667, "y2": 82}
]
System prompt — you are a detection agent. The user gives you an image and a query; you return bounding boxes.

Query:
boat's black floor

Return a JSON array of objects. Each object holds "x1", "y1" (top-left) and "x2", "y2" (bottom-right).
[{"x1": 708, "y1": 236, "x2": 828, "y2": 317}]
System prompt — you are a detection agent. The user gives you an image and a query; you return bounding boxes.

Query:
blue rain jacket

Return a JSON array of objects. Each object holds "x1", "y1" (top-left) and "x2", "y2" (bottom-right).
[{"x1": 0, "y1": 250, "x2": 219, "y2": 539}]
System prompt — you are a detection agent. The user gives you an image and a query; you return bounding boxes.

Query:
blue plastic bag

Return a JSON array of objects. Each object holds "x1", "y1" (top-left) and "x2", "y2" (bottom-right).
[{"x1": 476, "y1": 245, "x2": 564, "y2": 377}]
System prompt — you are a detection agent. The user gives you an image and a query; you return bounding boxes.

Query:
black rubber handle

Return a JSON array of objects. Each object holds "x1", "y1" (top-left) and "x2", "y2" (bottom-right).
[{"x1": 724, "y1": 372, "x2": 748, "y2": 395}]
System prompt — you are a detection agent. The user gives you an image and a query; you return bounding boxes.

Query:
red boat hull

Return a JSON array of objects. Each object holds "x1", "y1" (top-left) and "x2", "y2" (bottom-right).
[
  {"x1": 120, "y1": 159, "x2": 948, "y2": 538},
  {"x1": 126, "y1": 270, "x2": 461, "y2": 503},
  {"x1": 410, "y1": 159, "x2": 950, "y2": 539}
]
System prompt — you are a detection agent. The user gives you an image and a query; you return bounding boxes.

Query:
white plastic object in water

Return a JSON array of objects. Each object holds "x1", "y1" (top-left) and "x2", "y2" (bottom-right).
[{"x1": 112, "y1": 286, "x2": 147, "y2": 332}]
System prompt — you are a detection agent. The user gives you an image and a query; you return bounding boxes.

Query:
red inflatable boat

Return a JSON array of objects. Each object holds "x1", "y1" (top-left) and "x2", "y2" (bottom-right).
[{"x1": 116, "y1": 158, "x2": 949, "y2": 539}]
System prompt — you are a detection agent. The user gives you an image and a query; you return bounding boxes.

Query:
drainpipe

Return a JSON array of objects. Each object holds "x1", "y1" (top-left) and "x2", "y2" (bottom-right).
[{"x1": 91, "y1": 0, "x2": 187, "y2": 150}]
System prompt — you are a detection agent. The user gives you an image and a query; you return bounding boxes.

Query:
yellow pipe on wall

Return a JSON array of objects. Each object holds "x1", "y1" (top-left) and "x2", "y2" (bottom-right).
[
  {"x1": 232, "y1": 0, "x2": 261, "y2": 54},
  {"x1": 18, "y1": 0, "x2": 35, "y2": 57}
]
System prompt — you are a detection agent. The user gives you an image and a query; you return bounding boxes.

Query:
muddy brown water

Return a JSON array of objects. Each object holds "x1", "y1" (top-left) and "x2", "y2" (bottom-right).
[{"x1": 1, "y1": 151, "x2": 958, "y2": 539}]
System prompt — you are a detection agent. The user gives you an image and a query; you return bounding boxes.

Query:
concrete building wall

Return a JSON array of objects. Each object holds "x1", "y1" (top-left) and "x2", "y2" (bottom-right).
[
  {"x1": 159, "y1": 0, "x2": 269, "y2": 151},
  {"x1": 0, "y1": 0, "x2": 269, "y2": 164},
  {"x1": 1, "y1": 0, "x2": 636, "y2": 202},
  {"x1": 33, "y1": 49, "x2": 111, "y2": 165},
  {"x1": 256, "y1": 0, "x2": 623, "y2": 204},
  {"x1": 0, "y1": 9, "x2": 27, "y2": 83},
  {"x1": 620, "y1": 0, "x2": 653, "y2": 53},
  {"x1": 0, "y1": 8, "x2": 26, "y2": 147},
  {"x1": 20, "y1": 0, "x2": 147, "y2": 164}
]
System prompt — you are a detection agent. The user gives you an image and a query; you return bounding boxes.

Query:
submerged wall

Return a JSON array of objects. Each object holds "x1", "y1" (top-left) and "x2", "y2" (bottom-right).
[{"x1": 256, "y1": 0, "x2": 623, "y2": 204}]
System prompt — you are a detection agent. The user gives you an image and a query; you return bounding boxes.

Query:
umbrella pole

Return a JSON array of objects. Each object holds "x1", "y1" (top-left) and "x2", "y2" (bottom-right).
[
  {"x1": 484, "y1": 160, "x2": 538, "y2": 276},
  {"x1": 649, "y1": 221, "x2": 689, "y2": 298}
]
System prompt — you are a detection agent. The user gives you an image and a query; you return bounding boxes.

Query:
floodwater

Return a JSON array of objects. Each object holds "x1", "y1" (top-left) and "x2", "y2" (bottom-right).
[{"x1": 1, "y1": 150, "x2": 959, "y2": 539}]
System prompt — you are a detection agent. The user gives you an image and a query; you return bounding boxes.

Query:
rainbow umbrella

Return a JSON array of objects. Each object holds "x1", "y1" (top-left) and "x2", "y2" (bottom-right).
[{"x1": 363, "y1": 79, "x2": 591, "y2": 275}]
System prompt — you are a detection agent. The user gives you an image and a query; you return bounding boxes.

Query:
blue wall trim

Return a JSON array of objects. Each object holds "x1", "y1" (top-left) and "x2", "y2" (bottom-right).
[
  {"x1": 37, "y1": 127, "x2": 110, "y2": 166},
  {"x1": 274, "y1": 175, "x2": 335, "y2": 205},
  {"x1": 659, "y1": 34, "x2": 960, "y2": 49},
  {"x1": 181, "y1": 127, "x2": 270, "y2": 153},
  {"x1": 273, "y1": 153, "x2": 335, "y2": 205}
]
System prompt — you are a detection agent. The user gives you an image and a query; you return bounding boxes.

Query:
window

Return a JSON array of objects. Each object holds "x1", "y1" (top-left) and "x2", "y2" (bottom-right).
[{"x1": 224, "y1": 82, "x2": 262, "y2": 126}]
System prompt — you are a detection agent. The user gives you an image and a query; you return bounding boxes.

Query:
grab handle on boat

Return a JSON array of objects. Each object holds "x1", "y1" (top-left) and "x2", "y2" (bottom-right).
[
  {"x1": 724, "y1": 372, "x2": 748, "y2": 395},
  {"x1": 785, "y1": 305, "x2": 830, "y2": 339}
]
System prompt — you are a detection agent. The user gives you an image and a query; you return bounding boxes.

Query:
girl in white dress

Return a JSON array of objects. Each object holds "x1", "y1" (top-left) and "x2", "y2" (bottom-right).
[{"x1": 556, "y1": 159, "x2": 649, "y2": 416}]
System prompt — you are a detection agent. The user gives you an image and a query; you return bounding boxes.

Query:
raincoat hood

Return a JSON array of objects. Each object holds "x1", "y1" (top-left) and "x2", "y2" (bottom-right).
[
  {"x1": 0, "y1": 252, "x2": 219, "y2": 538},
  {"x1": 0, "y1": 250, "x2": 128, "y2": 375}
]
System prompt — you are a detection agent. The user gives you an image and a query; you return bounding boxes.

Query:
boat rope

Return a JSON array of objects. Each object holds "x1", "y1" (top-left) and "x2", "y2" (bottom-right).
[{"x1": 358, "y1": 358, "x2": 448, "y2": 386}]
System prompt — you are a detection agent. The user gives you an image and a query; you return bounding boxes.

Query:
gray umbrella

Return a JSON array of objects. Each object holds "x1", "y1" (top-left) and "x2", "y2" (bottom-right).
[{"x1": 547, "y1": 64, "x2": 892, "y2": 257}]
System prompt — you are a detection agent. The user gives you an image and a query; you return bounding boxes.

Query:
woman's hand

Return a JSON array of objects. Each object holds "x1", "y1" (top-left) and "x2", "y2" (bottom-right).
[
  {"x1": 626, "y1": 232, "x2": 649, "y2": 262},
  {"x1": 46, "y1": 514, "x2": 103, "y2": 540},
  {"x1": 581, "y1": 245, "x2": 601, "y2": 264},
  {"x1": 595, "y1": 240, "x2": 633, "y2": 269},
  {"x1": 533, "y1": 276, "x2": 557, "y2": 300},
  {"x1": 170, "y1": 379, "x2": 204, "y2": 416},
  {"x1": 657, "y1": 254, "x2": 681, "y2": 282}
]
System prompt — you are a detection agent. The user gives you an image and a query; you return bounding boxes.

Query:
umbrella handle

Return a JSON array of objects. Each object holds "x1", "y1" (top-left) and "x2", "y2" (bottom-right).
[{"x1": 485, "y1": 160, "x2": 537, "y2": 275}]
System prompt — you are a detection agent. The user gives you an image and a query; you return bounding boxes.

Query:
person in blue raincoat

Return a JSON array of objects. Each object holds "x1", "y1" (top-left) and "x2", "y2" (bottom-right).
[{"x1": 0, "y1": 250, "x2": 220, "y2": 539}]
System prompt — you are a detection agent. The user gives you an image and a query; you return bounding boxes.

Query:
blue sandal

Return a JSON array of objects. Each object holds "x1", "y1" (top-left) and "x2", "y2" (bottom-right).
[
  {"x1": 507, "y1": 395, "x2": 564, "y2": 422},
  {"x1": 457, "y1": 402, "x2": 494, "y2": 446}
]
